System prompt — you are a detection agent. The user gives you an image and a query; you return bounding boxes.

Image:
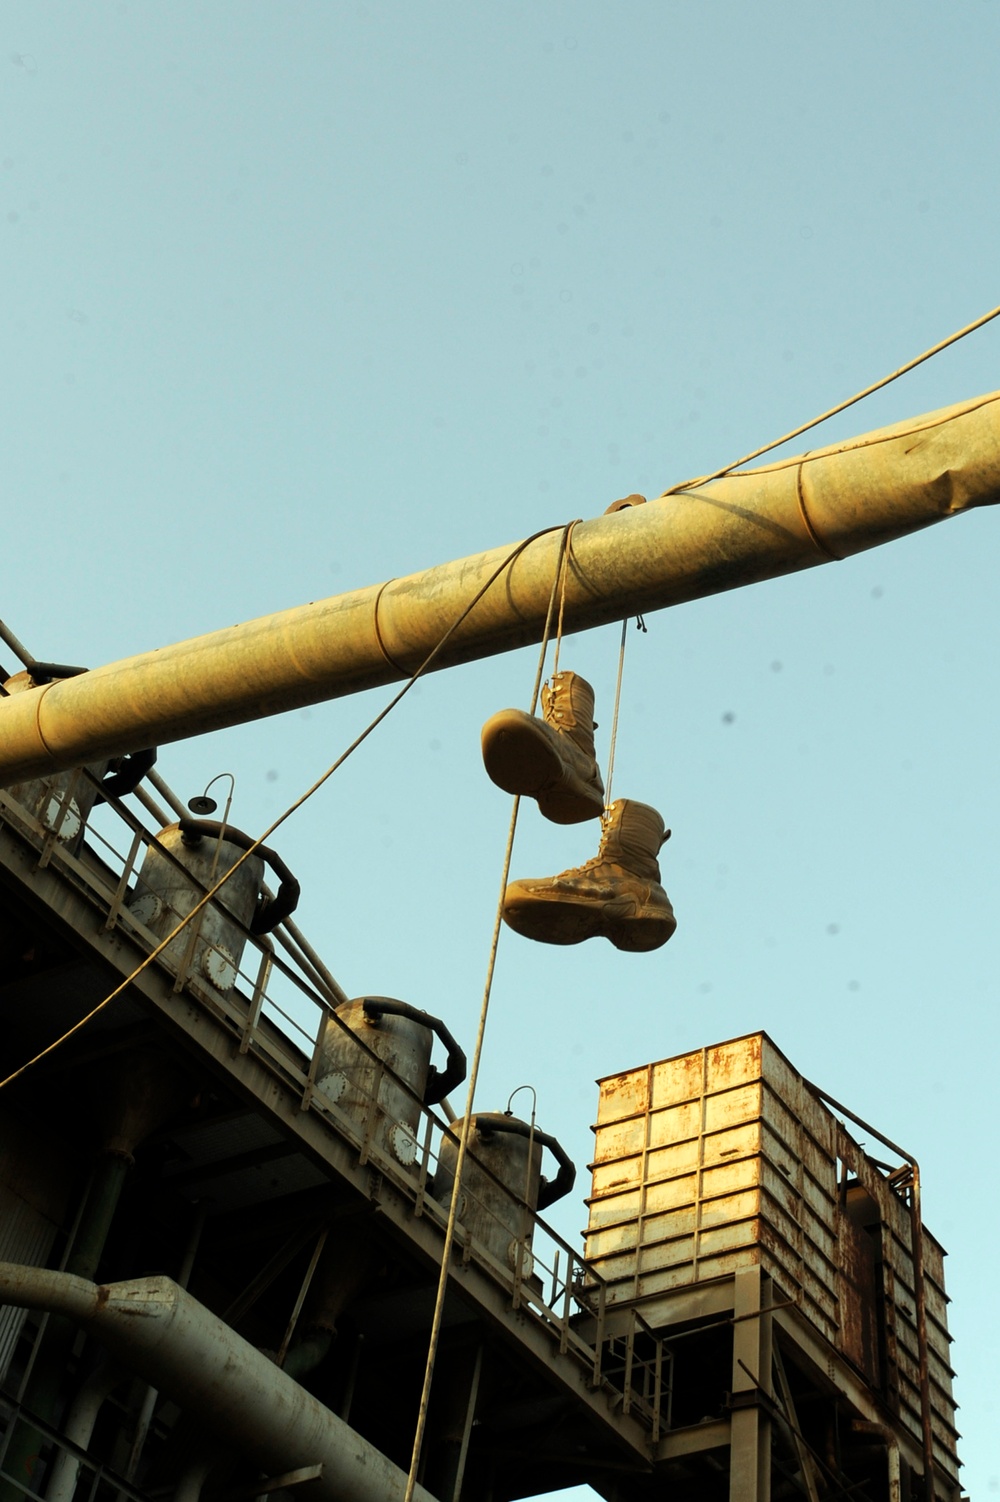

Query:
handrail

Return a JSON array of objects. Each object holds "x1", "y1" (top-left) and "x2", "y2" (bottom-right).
[
  {"x1": 0, "y1": 1392, "x2": 154, "y2": 1502},
  {"x1": 0, "y1": 780, "x2": 669, "y2": 1440}
]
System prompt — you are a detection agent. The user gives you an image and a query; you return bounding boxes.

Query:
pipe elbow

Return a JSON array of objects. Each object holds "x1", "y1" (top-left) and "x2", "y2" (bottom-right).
[{"x1": 359, "y1": 997, "x2": 467, "y2": 1104}]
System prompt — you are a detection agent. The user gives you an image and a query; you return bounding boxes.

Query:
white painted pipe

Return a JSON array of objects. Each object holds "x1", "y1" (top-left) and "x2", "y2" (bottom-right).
[{"x1": 0, "y1": 1264, "x2": 439, "y2": 1502}]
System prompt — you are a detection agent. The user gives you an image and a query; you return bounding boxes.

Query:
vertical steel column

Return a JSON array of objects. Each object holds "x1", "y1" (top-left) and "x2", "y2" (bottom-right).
[
  {"x1": 772, "y1": 1345, "x2": 820, "y2": 1501},
  {"x1": 124, "y1": 1203, "x2": 208, "y2": 1483},
  {"x1": 907, "y1": 1165, "x2": 938, "y2": 1501},
  {"x1": 449, "y1": 1345, "x2": 483, "y2": 1502},
  {"x1": 729, "y1": 1268, "x2": 772, "y2": 1502}
]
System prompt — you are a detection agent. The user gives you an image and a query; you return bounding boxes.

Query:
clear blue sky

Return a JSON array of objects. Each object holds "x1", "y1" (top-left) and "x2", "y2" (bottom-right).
[{"x1": 4, "y1": 5, "x2": 999, "y2": 1494}]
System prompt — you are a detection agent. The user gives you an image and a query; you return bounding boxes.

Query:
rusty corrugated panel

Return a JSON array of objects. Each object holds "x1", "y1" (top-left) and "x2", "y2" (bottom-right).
[
  {"x1": 587, "y1": 1030, "x2": 962, "y2": 1486},
  {"x1": 587, "y1": 1034, "x2": 840, "y2": 1341},
  {"x1": 838, "y1": 1189, "x2": 882, "y2": 1387},
  {"x1": 833, "y1": 1124, "x2": 961, "y2": 1480}
]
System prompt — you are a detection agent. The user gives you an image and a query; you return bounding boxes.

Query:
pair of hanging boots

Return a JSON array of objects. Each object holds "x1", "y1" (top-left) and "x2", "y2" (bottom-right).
[{"x1": 481, "y1": 671, "x2": 676, "y2": 952}]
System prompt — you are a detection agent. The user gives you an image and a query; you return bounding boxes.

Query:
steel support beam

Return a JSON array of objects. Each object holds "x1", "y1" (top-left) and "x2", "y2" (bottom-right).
[
  {"x1": 0, "y1": 824, "x2": 654, "y2": 1470},
  {"x1": 729, "y1": 1267, "x2": 772, "y2": 1502}
]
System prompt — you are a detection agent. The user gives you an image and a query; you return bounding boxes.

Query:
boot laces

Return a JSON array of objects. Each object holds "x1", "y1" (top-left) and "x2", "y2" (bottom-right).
[
  {"x1": 543, "y1": 673, "x2": 595, "y2": 732},
  {"x1": 552, "y1": 851, "x2": 616, "y2": 880}
]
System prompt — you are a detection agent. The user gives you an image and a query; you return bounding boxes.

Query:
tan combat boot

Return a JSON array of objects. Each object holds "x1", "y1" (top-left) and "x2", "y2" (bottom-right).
[
  {"x1": 481, "y1": 671, "x2": 605, "y2": 824},
  {"x1": 502, "y1": 799, "x2": 676, "y2": 952}
]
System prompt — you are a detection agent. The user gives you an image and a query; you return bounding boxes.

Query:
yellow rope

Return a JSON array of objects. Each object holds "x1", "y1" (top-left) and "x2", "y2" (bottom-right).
[
  {"x1": 603, "y1": 617, "x2": 629, "y2": 809},
  {"x1": 550, "y1": 518, "x2": 580, "y2": 679},
  {"x1": 664, "y1": 298, "x2": 1000, "y2": 493},
  {"x1": 402, "y1": 522, "x2": 576, "y2": 1502},
  {"x1": 0, "y1": 523, "x2": 571, "y2": 1094}
]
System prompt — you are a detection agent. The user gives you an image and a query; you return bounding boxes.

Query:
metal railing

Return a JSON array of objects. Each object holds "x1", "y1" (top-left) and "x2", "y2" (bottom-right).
[
  {"x1": 0, "y1": 1392, "x2": 153, "y2": 1502},
  {"x1": 0, "y1": 775, "x2": 671, "y2": 1442}
]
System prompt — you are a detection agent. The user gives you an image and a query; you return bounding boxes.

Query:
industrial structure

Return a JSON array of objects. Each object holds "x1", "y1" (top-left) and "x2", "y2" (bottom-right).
[{"x1": 2, "y1": 387, "x2": 989, "y2": 1501}]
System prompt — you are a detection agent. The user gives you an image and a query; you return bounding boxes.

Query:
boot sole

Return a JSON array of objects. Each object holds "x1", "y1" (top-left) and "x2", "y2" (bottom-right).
[
  {"x1": 503, "y1": 889, "x2": 676, "y2": 951},
  {"x1": 603, "y1": 898, "x2": 677, "y2": 953},
  {"x1": 481, "y1": 711, "x2": 604, "y2": 824}
]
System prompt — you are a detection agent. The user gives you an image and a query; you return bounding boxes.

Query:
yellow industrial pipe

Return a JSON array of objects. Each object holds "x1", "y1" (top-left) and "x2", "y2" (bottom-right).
[{"x1": 2, "y1": 389, "x2": 999, "y2": 786}]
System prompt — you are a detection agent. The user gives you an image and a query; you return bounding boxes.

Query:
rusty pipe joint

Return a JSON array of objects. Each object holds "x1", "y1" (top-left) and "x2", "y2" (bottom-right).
[
  {"x1": 472, "y1": 1113, "x2": 576, "y2": 1209},
  {"x1": 360, "y1": 997, "x2": 467, "y2": 1104},
  {"x1": 851, "y1": 1420, "x2": 902, "y2": 1502}
]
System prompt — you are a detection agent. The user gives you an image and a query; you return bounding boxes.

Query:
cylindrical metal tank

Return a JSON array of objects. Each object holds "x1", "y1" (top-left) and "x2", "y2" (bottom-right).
[
  {"x1": 435, "y1": 1113, "x2": 576, "y2": 1276},
  {"x1": 435, "y1": 1114, "x2": 541, "y2": 1274},
  {"x1": 127, "y1": 823, "x2": 264, "y2": 993},
  {"x1": 317, "y1": 998, "x2": 466, "y2": 1170}
]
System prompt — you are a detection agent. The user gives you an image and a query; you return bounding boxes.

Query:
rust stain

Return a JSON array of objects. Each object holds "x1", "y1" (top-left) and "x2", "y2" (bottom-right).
[{"x1": 838, "y1": 1192, "x2": 882, "y2": 1388}]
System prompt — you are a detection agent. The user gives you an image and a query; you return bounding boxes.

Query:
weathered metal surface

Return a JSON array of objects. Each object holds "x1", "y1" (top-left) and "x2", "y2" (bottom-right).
[
  {"x1": 0, "y1": 1264, "x2": 442, "y2": 1502},
  {"x1": 128, "y1": 823, "x2": 264, "y2": 994},
  {"x1": 318, "y1": 1000, "x2": 432, "y2": 1166},
  {"x1": 0, "y1": 795, "x2": 657, "y2": 1466},
  {"x1": 585, "y1": 1030, "x2": 960, "y2": 1486},
  {"x1": 833, "y1": 1124, "x2": 959, "y2": 1488},
  {"x1": 435, "y1": 1114, "x2": 543, "y2": 1274},
  {"x1": 1, "y1": 673, "x2": 112, "y2": 850},
  {"x1": 586, "y1": 1036, "x2": 838, "y2": 1336},
  {"x1": 838, "y1": 1188, "x2": 882, "y2": 1387},
  {"x1": 2, "y1": 389, "x2": 1000, "y2": 785}
]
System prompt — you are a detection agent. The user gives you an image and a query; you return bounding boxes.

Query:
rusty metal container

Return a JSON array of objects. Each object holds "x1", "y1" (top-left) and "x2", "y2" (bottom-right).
[
  {"x1": 126, "y1": 822, "x2": 264, "y2": 993},
  {"x1": 435, "y1": 1113, "x2": 542, "y2": 1275},
  {"x1": 316, "y1": 996, "x2": 465, "y2": 1171},
  {"x1": 317, "y1": 1000, "x2": 433, "y2": 1169},
  {"x1": 585, "y1": 1032, "x2": 959, "y2": 1486}
]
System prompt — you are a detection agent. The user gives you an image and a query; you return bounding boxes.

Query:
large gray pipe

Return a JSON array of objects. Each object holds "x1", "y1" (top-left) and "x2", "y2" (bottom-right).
[
  {"x1": 0, "y1": 1263, "x2": 438, "y2": 1502},
  {"x1": 1, "y1": 388, "x2": 999, "y2": 786}
]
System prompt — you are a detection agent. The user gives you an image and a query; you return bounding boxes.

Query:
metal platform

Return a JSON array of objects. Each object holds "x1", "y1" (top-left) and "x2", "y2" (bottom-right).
[
  {"x1": 0, "y1": 776, "x2": 666, "y2": 1501},
  {"x1": 0, "y1": 776, "x2": 964, "y2": 1500}
]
